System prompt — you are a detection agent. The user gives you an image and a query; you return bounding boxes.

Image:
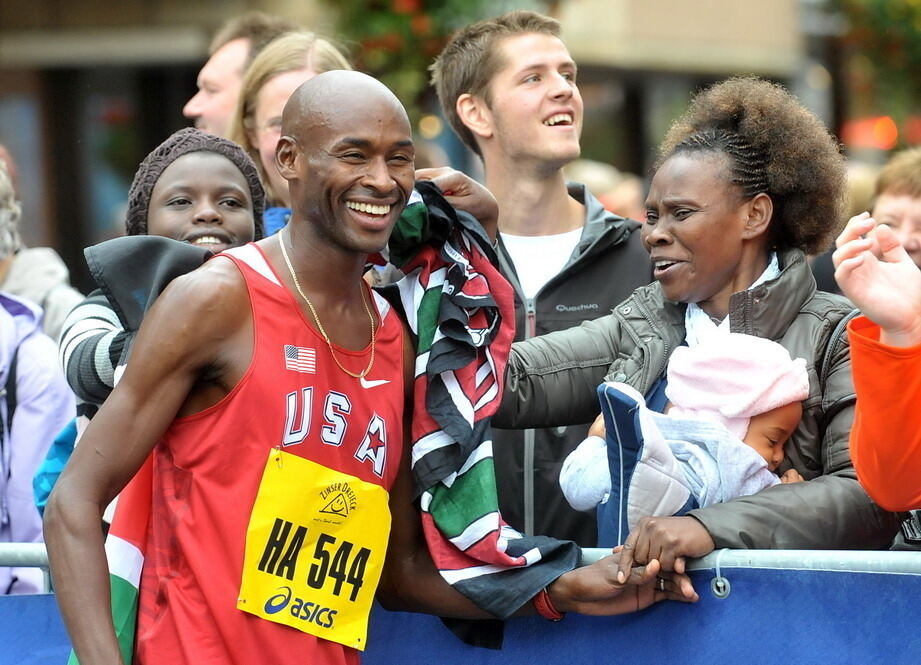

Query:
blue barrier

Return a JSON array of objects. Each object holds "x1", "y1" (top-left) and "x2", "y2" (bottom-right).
[
  {"x1": 0, "y1": 594, "x2": 69, "y2": 665},
  {"x1": 367, "y1": 550, "x2": 921, "y2": 665},
  {"x1": 5, "y1": 549, "x2": 921, "y2": 665}
]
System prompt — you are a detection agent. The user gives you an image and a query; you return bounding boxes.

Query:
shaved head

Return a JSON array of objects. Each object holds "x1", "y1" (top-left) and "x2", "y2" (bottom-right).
[
  {"x1": 274, "y1": 70, "x2": 415, "y2": 256},
  {"x1": 281, "y1": 70, "x2": 409, "y2": 142}
]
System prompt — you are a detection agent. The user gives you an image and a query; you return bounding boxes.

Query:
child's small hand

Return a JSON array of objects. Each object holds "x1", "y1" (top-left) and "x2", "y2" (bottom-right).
[
  {"x1": 780, "y1": 468, "x2": 804, "y2": 484},
  {"x1": 588, "y1": 413, "x2": 606, "y2": 438}
]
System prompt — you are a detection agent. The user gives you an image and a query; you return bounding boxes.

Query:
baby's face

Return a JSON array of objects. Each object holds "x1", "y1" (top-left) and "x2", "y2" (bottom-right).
[{"x1": 742, "y1": 401, "x2": 803, "y2": 472}]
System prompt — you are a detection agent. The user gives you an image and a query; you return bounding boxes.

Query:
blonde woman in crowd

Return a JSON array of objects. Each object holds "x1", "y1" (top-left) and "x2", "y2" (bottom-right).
[
  {"x1": 0, "y1": 161, "x2": 74, "y2": 594},
  {"x1": 229, "y1": 31, "x2": 351, "y2": 235}
]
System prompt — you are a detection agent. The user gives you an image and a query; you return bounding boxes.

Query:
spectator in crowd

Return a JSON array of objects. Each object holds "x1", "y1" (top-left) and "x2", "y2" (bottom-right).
[
  {"x1": 495, "y1": 76, "x2": 901, "y2": 582},
  {"x1": 229, "y1": 31, "x2": 351, "y2": 235},
  {"x1": 0, "y1": 147, "x2": 82, "y2": 342},
  {"x1": 561, "y1": 334, "x2": 808, "y2": 544},
  {"x1": 845, "y1": 161, "x2": 883, "y2": 221},
  {"x1": 866, "y1": 147, "x2": 921, "y2": 269},
  {"x1": 46, "y1": 71, "x2": 693, "y2": 665},
  {"x1": 813, "y1": 153, "x2": 917, "y2": 293},
  {"x1": 599, "y1": 172, "x2": 646, "y2": 224},
  {"x1": 0, "y1": 161, "x2": 74, "y2": 594},
  {"x1": 431, "y1": 10, "x2": 650, "y2": 545},
  {"x1": 41, "y1": 129, "x2": 266, "y2": 522},
  {"x1": 59, "y1": 127, "x2": 265, "y2": 411},
  {"x1": 183, "y1": 11, "x2": 298, "y2": 137},
  {"x1": 833, "y1": 205, "x2": 921, "y2": 516},
  {"x1": 561, "y1": 159, "x2": 621, "y2": 201}
]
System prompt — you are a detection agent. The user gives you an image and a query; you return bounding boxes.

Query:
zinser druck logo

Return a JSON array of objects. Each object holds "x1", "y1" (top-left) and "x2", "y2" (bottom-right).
[
  {"x1": 264, "y1": 586, "x2": 337, "y2": 628},
  {"x1": 319, "y1": 481, "x2": 358, "y2": 517}
]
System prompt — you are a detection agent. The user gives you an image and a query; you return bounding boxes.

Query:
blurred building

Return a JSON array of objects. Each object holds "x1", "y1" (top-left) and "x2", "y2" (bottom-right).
[
  {"x1": 0, "y1": 0, "x2": 912, "y2": 288},
  {"x1": 552, "y1": 0, "x2": 835, "y2": 176},
  {"x1": 0, "y1": 0, "x2": 332, "y2": 289}
]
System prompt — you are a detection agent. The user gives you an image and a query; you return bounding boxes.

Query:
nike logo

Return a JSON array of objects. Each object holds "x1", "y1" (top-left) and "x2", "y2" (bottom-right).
[{"x1": 360, "y1": 377, "x2": 391, "y2": 389}]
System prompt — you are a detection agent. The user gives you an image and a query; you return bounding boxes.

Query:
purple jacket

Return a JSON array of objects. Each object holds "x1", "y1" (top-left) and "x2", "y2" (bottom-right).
[{"x1": 0, "y1": 292, "x2": 74, "y2": 594}]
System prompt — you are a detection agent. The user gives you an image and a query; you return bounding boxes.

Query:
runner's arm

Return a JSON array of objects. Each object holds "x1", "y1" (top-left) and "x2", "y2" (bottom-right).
[{"x1": 44, "y1": 260, "x2": 251, "y2": 665}]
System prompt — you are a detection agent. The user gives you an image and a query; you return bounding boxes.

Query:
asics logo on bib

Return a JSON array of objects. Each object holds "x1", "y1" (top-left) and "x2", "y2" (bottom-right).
[
  {"x1": 264, "y1": 586, "x2": 338, "y2": 628},
  {"x1": 265, "y1": 585, "x2": 293, "y2": 613}
]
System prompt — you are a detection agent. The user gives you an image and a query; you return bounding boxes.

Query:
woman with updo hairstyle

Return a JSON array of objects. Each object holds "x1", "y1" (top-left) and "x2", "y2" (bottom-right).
[
  {"x1": 228, "y1": 31, "x2": 351, "y2": 235},
  {"x1": 495, "y1": 77, "x2": 900, "y2": 579}
]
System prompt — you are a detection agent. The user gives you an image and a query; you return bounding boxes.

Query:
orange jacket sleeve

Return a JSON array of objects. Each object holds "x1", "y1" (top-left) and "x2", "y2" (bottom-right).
[{"x1": 849, "y1": 315, "x2": 921, "y2": 511}]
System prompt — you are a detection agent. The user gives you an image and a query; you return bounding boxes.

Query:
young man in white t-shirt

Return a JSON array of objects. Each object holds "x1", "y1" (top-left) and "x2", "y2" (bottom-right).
[{"x1": 431, "y1": 10, "x2": 651, "y2": 545}]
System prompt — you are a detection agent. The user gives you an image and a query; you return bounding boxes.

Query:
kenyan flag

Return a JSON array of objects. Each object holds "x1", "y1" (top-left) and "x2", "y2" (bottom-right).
[
  {"x1": 68, "y1": 457, "x2": 152, "y2": 665},
  {"x1": 388, "y1": 183, "x2": 580, "y2": 619}
]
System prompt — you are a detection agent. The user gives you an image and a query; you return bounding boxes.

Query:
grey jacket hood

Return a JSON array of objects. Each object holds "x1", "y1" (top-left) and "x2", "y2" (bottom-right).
[
  {"x1": 567, "y1": 182, "x2": 639, "y2": 267},
  {"x1": 1, "y1": 247, "x2": 83, "y2": 340},
  {"x1": 3, "y1": 247, "x2": 72, "y2": 303}
]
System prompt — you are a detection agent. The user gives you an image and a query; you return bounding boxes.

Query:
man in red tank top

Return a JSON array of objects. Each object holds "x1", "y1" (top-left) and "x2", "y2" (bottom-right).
[{"x1": 46, "y1": 71, "x2": 695, "y2": 665}]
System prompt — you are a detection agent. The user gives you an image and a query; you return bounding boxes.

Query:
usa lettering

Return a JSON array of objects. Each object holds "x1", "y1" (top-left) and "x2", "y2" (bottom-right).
[{"x1": 282, "y1": 389, "x2": 387, "y2": 475}]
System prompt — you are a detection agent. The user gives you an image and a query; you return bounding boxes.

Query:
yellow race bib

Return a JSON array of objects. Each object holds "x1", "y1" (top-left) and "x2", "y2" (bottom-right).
[{"x1": 237, "y1": 449, "x2": 391, "y2": 650}]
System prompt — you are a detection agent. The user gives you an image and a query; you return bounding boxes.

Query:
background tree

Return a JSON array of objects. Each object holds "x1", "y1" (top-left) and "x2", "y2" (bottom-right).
[
  {"x1": 836, "y1": 0, "x2": 921, "y2": 147},
  {"x1": 325, "y1": 0, "x2": 553, "y2": 124}
]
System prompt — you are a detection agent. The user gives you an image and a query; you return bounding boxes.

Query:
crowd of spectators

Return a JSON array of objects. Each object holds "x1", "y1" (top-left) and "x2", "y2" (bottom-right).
[{"x1": 0, "y1": 7, "x2": 918, "y2": 664}]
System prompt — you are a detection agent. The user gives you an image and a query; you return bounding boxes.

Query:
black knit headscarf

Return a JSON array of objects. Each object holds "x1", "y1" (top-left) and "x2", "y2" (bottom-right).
[{"x1": 125, "y1": 127, "x2": 266, "y2": 239}]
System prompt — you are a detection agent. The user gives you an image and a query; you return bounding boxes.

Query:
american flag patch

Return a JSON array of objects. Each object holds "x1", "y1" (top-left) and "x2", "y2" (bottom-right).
[{"x1": 284, "y1": 345, "x2": 316, "y2": 373}]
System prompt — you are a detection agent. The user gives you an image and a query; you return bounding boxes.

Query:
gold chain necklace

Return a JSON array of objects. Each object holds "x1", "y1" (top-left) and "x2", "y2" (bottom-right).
[{"x1": 278, "y1": 228, "x2": 376, "y2": 378}]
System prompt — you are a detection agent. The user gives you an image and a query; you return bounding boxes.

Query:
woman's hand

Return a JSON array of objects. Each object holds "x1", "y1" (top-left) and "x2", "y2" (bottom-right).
[
  {"x1": 547, "y1": 551, "x2": 697, "y2": 616},
  {"x1": 780, "y1": 468, "x2": 804, "y2": 484},
  {"x1": 833, "y1": 212, "x2": 921, "y2": 347},
  {"x1": 615, "y1": 515, "x2": 715, "y2": 583},
  {"x1": 415, "y1": 167, "x2": 499, "y2": 241}
]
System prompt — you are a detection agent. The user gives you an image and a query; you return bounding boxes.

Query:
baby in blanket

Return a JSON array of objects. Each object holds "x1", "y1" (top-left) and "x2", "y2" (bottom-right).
[{"x1": 560, "y1": 333, "x2": 808, "y2": 545}]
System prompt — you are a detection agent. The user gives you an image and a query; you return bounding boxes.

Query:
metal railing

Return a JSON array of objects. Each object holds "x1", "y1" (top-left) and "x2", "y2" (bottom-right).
[
  {"x1": 5, "y1": 542, "x2": 921, "y2": 598},
  {"x1": 0, "y1": 543, "x2": 52, "y2": 592},
  {"x1": 582, "y1": 546, "x2": 921, "y2": 573},
  {"x1": 2, "y1": 544, "x2": 920, "y2": 664}
]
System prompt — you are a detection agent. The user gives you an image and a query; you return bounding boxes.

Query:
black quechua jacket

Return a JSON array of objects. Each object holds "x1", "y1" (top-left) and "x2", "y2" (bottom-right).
[{"x1": 492, "y1": 183, "x2": 651, "y2": 545}]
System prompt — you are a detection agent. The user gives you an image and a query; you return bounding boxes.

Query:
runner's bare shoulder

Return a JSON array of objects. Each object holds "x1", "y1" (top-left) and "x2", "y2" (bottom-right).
[{"x1": 132, "y1": 256, "x2": 251, "y2": 369}]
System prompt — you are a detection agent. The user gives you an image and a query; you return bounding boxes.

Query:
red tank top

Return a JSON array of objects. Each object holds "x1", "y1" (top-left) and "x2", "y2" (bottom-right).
[{"x1": 136, "y1": 243, "x2": 404, "y2": 665}]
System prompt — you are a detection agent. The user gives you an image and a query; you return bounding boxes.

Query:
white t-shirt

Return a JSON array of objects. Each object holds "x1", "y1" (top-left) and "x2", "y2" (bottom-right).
[{"x1": 500, "y1": 227, "x2": 583, "y2": 299}]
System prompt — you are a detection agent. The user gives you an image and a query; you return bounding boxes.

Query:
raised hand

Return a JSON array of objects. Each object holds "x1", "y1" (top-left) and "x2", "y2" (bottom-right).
[
  {"x1": 415, "y1": 167, "x2": 499, "y2": 240},
  {"x1": 833, "y1": 212, "x2": 921, "y2": 347}
]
